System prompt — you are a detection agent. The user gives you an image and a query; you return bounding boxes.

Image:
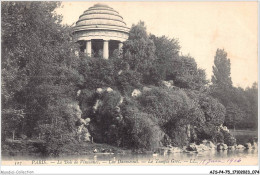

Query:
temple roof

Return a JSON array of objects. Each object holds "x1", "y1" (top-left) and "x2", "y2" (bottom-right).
[{"x1": 74, "y1": 4, "x2": 130, "y2": 34}]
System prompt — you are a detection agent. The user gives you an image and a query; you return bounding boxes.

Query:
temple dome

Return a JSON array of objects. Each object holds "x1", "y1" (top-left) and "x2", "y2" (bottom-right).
[{"x1": 73, "y1": 4, "x2": 129, "y2": 42}]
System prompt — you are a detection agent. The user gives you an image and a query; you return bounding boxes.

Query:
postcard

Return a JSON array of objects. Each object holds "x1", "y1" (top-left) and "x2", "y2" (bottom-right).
[{"x1": 1, "y1": 1, "x2": 258, "y2": 174}]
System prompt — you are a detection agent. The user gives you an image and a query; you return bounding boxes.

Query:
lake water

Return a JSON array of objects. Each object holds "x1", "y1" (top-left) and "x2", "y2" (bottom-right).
[
  {"x1": 2, "y1": 130, "x2": 258, "y2": 166},
  {"x1": 2, "y1": 148, "x2": 258, "y2": 166}
]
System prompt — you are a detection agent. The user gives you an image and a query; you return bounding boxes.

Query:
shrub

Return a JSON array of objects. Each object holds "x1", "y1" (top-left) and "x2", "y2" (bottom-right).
[
  {"x1": 36, "y1": 99, "x2": 79, "y2": 156},
  {"x1": 137, "y1": 87, "x2": 191, "y2": 126},
  {"x1": 85, "y1": 89, "x2": 123, "y2": 144},
  {"x1": 96, "y1": 90, "x2": 122, "y2": 117},
  {"x1": 164, "y1": 122, "x2": 190, "y2": 147},
  {"x1": 221, "y1": 129, "x2": 236, "y2": 146},
  {"x1": 185, "y1": 90, "x2": 226, "y2": 143},
  {"x1": 120, "y1": 103, "x2": 164, "y2": 150},
  {"x1": 131, "y1": 112, "x2": 164, "y2": 149},
  {"x1": 195, "y1": 123, "x2": 222, "y2": 143},
  {"x1": 78, "y1": 57, "x2": 115, "y2": 90},
  {"x1": 77, "y1": 89, "x2": 96, "y2": 119},
  {"x1": 115, "y1": 70, "x2": 142, "y2": 94}
]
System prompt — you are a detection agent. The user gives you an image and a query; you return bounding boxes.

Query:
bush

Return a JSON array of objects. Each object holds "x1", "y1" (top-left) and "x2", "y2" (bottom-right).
[
  {"x1": 36, "y1": 99, "x2": 79, "y2": 156},
  {"x1": 168, "y1": 56, "x2": 208, "y2": 90},
  {"x1": 185, "y1": 90, "x2": 226, "y2": 143},
  {"x1": 78, "y1": 57, "x2": 115, "y2": 90},
  {"x1": 77, "y1": 89, "x2": 96, "y2": 119},
  {"x1": 137, "y1": 87, "x2": 191, "y2": 126},
  {"x1": 115, "y1": 70, "x2": 142, "y2": 94},
  {"x1": 221, "y1": 129, "x2": 236, "y2": 146},
  {"x1": 130, "y1": 112, "x2": 164, "y2": 150},
  {"x1": 84, "y1": 89, "x2": 123, "y2": 144},
  {"x1": 136, "y1": 87, "x2": 209, "y2": 146},
  {"x1": 195, "y1": 123, "x2": 222, "y2": 143},
  {"x1": 120, "y1": 103, "x2": 164, "y2": 150},
  {"x1": 95, "y1": 90, "x2": 122, "y2": 118},
  {"x1": 164, "y1": 123, "x2": 190, "y2": 147}
]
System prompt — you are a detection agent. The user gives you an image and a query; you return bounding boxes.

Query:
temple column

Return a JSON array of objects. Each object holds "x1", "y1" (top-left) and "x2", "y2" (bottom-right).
[
  {"x1": 118, "y1": 42, "x2": 123, "y2": 50},
  {"x1": 103, "y1": 40, "x2": 109, "y2": 59},
  {"x1": 86, "y1": 40, "x2": 92, "y2": 57}
]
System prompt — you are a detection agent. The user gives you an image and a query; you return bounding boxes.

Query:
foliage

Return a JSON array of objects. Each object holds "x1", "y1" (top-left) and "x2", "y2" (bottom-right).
[
  {"x1": 185, "y1": 90, "x2": 226, "y2": 143},
  {"x1": 147, "y1": 35, "x2": 180, "y2": 84},
  {"x1": 77, "y1": 89, "x2": 96, "y2": 118},
  {"x1": 137, "y1": 87, "x2": 192, "y2": 126},
  {"x1": 221, "y1": 129, "x2": 236, "y2": 146},
  {"x1": 115, "y1": 69, "x2": 142, "y2": 95},
  {"x1": 243, "y1": 83, "x2": 258, "y2": 129},
  {"x1": 120, "y1": 102, "x2": 164, "y2": 150},
  {"x1": 78, "y1": 57, "x2": 115, "y2": 90},
  {"x1": 84, "y1": 90, "x2": 123, "y2": 144},
  {"x1": 127, "y1": 111, "x2": 164, "y2": 150},
  {"x1": 171, "y1": 56, "x2": 208, "y2": 90},
  {"x1": 137, "y1": 87, "x2": 205, "y2": 146},
  {"x1": 211, "y1": 49, "x2": 233, "y2": 88},
  {"x1": 2, "y1": 3, "x2": 256, "y2": 154},
  {"x1": 225, "y1": 103, "x2": 244, "y2": 129},
  {"x1": 1, "y1": 2, "x2": 81, "y2": 151},
  {"x1": 122, "y1": 21, "x2": 156, "y2": 82},
  {"x1": 150, "y1": 35, "x2": 180, "y2": 63},
  {"x1": 35, "y1": 98, "x2": 80, "y2": 155},
  {"x1": 210, "y1": 49, "x2": 234, "y2": 107},
  {"x1": 210, "y1": 49, "x2": 257, "y2": 130},
  {"x1": 198, "y1": 94, "x2": 226, "y2": 126}
]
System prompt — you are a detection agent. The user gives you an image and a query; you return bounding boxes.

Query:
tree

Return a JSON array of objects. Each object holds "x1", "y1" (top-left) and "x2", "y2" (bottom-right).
[
  {"x1": 210, "y1": 49, "x2": 233, "y2": 106},
  {"x1": 150, "y1": 35, "x2": 180, "y2": 63},
  {"x1": 2, "y1": 2, "x2": 81, "y2": 144},
  {"x1": 244, "y1": 82, "x2": 258, "y2": 129},
  {"x1": 211, "y1": 49, "x2": 232, "y2": 88},
  {"x1": 148, "y1": 35, "x2": 180, "y2": 83},
  {"x1": 210, "y1": 49, "x2": 258, "y2": 130},
  {"x1": 78, "y1": 57, "x2": 115, "y2": 90},
  {"x1": 171, "y1": 55, "x2": 208, "y2": 90},
  {"x1": 225, "y1": 102, "x2": 244, "y2": 130},
  {"x1": 185, "y1": 90, "x2": 226, "y2": 142},
  {"x1": 122, "y1": 21, "x2": 156, "y2": 79}
]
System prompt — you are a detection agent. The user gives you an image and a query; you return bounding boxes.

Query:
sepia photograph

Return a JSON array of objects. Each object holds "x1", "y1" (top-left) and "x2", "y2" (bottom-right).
[{"x1": 1, "y1": 1, "x2": 259, "y2": 174}]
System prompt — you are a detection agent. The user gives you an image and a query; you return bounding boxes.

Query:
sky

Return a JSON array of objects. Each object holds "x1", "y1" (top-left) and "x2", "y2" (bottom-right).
[{"x1": 56, "y1": 1, "x2": 258, "y2": 88}]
